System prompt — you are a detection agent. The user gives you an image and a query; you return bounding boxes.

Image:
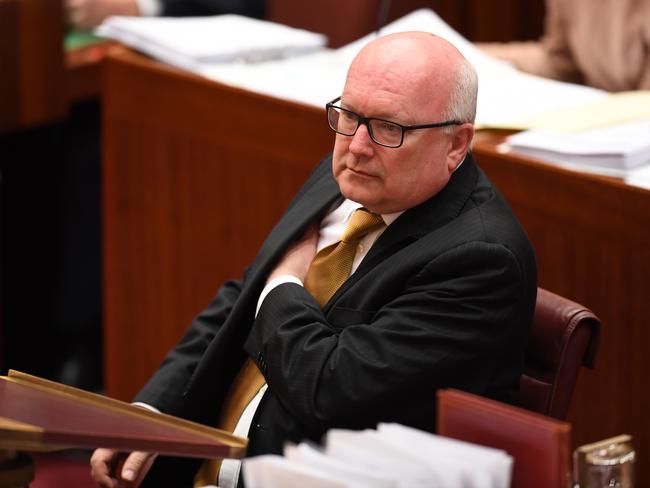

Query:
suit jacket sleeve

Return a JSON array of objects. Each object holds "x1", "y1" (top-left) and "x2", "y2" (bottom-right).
[
  {"x1": 159, "y1": 0, "x2": 264, "y2": 17},
  {"x1": 244, "y1": 238, "x2": 530, "y2": 434}
]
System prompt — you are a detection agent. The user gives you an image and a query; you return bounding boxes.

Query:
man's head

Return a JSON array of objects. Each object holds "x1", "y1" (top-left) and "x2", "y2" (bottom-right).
[{"x1": 331, "y1": 32, "x2": 477, "y2": 214}]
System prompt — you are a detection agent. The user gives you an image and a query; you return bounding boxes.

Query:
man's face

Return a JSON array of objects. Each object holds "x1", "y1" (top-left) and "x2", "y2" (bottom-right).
[{"x1": 332, "y1": 42, "x2": 459, "y2": 215}]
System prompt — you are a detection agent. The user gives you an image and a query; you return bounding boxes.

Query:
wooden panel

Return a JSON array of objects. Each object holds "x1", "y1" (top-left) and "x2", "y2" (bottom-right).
[
  {"x1": 102, "y1": 50, "x2": 332, "y2": 402},
  {"x1": 0, "y1": 0, "x2": 66, "y2": 131}
]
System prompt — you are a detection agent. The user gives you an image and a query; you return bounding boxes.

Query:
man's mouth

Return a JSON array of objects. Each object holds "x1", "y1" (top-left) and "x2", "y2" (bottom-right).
[{"x1": 346, "y1": 166, "x2": 376, "y2": 178}]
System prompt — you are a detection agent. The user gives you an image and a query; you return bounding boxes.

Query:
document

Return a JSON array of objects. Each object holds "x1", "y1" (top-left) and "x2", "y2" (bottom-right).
[
  {"x1": 96, "y1": 14, "x2": 327, "y2": 71},
  {"x1": 505, "y1": 118, "x2": 650, "y2": 171},
  {"x1": 242, "y1": 423, "x2": 512, "y2": 488}
]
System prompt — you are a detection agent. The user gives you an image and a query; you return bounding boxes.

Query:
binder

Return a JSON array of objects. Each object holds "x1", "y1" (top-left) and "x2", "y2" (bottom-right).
[{"x1": 437, "y1": 389, "x2": 571, "y2": 488}]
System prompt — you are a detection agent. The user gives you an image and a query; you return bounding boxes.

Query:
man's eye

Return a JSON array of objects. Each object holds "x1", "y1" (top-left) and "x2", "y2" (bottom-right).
[
  {"x1": 342, "y1": 111, "x2": 357, "y2": 121},
  {"x1": 378, "y1": 122, "x2": 400, "y2": 133}
]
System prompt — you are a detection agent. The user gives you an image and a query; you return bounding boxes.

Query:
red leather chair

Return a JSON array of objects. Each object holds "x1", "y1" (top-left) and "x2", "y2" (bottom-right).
[{"x1": 520, "y1": 287, "x2": 600, "y2": 420}]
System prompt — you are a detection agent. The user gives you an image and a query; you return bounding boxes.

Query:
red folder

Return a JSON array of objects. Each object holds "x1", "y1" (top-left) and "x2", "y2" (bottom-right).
[
  {"x1": 437, "y1": 389, "x2": 571, "y2": 488},
  {"x1": 0, "y1": 370, "x2": 246, "y2": 459}
]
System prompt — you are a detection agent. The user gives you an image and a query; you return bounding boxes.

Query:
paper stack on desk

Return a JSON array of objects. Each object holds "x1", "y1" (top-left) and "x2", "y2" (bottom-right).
[
  {"x1": 506, "y1": 117, "x2": 650, "y2": 172},
  {"x1": 96, "y1": 14, "x2": 327, "y2": 71},
  {"x1": 242, "y1": 423, "x2": 512, "y2": 488}
]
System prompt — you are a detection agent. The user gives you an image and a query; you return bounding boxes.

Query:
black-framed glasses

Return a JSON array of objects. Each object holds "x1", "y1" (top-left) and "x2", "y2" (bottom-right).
[{"x1": 325, "y1": 96, "x2": 461, "y2": 148}]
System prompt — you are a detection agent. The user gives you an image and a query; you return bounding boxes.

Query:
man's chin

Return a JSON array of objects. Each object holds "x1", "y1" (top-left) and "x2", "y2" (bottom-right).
[{"x1": 338, "y1": 182, "x2": 378, "y2": 209}]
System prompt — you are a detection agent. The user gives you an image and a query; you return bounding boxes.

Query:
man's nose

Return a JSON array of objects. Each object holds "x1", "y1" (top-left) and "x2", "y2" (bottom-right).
[{"x1": 348, "y1": 123, "x2": 374, "y2": 157}]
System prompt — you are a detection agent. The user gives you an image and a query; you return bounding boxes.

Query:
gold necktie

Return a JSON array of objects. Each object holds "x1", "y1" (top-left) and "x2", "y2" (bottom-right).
[
  {"x1": 194, "y1": 208, "x2": 384, "y2": 486},
  {"x1": 304, "y1": 208, "x2": 385, "y2": 307}
]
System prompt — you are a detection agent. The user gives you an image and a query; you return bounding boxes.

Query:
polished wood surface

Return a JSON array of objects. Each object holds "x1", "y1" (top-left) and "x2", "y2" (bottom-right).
[
  {"x1": 0, "y1": 0, "x2": 66, "y2": 131},
  {"x1": 102, "y1": 50, "x2": 650, "y2": 483}
]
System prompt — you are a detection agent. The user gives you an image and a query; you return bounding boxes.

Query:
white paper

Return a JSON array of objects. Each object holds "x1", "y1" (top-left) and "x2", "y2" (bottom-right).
[
  {"x1": 506, "y1": 118, "x2": 650, "y2": 170},
  {"x1": 242, "y1": 455, "x2": 350, "y2": 488},
  {"x1": 200, "y1": 9, "x2": 607, "y2": 129},
  {"x1": 324, "y1": 429, "x2": 441, "y2": 488},
  {"x1": 284, "y1": 443, "x2": 398, "y2": 488},
  {"x1": 377, "y1": 423, "x2": 512, "y2": 488},
  {"x1": 96, "y1": 14, "x2": 327, "y2": 71}
]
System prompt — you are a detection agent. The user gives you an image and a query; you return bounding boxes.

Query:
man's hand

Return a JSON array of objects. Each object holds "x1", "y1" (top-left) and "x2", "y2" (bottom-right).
[
  {"x1": 267, "y1": 223, "x2": 319, "y2": 284},
  {"x1": 90, "y1": 448, "x2": 157, "y2": 488},
  {"x1": 66, "y1": 0, "x2": 140, "y2": 30}
]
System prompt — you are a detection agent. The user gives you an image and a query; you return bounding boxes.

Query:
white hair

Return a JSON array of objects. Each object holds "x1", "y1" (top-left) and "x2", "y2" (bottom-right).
[{"x1": 442, "y1": 58, "x2": 478, "y2": 132}]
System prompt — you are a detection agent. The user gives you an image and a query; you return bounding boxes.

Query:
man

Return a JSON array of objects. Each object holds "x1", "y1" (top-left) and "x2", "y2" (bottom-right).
[{"x1": 91, "y1": 32, "x2": 537, "y2": 487}]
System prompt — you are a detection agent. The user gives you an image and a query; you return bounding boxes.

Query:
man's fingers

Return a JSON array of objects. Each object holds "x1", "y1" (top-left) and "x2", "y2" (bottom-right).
[
  {"x1": 89, "y1": 448, "x2": 121, "y2": 488},
  {"x1": 121, "y1": 451, "x2": 157, "y2": 485}
]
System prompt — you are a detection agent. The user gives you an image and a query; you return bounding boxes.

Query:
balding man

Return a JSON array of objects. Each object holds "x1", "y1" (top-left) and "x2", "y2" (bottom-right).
[{"x1": 91, "y1": 32, "x2": 537, "y2": 488}]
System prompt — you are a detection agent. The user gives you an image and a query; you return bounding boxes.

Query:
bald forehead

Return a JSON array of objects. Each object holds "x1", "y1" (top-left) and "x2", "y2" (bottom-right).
[{"x1": 344, "y1": 33, "x2": 462, "y2": 114}]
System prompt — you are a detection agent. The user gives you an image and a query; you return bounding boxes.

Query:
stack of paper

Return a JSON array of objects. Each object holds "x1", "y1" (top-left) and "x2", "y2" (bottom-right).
[
  {"x1": 96, "y1": 14, "x2": 327, "y2": 71},
  {"x1": 506, "y1": 118, "x2": 650, "y2": 172},
  {"x1": 242, "y1": 423, "x2": 512, "y2": 488}
]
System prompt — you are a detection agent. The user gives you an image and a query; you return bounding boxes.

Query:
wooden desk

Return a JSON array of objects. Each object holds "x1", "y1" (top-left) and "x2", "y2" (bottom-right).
[
  {"x1": 65, "y1": 42, "x2": 114, "y2": 104},
  {"x1": 0, "y1": 0, "x2": 112, "y2": 132},
  {"x1": 102, "y1": 49, "x2": 650, "y2": 482},
  {"x1": 0, "y1": 0, "x2": 66, "y2": 131}
]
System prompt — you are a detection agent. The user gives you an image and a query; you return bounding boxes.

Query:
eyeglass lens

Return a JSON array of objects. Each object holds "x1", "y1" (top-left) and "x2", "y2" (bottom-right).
[{"x1": 328, "y1": 106, "x2": 403, "y2": 147}]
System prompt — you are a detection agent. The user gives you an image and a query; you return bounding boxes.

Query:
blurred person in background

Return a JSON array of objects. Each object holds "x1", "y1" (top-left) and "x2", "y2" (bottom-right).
[
  {"x1": 479, "y1": 0, "x2": 650, "y2": 91},
  {"x1": 67, "y1": 0, "x2": 265, "y2": 31}
]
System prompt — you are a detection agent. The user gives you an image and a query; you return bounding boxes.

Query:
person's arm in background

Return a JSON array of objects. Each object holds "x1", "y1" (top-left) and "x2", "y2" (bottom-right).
[
  {"x1": 477, "y1": 0, "x2": 583, "y2": 85},
  {"x1": 67, "y1": 0, "x2": 264, "y2": 31}
]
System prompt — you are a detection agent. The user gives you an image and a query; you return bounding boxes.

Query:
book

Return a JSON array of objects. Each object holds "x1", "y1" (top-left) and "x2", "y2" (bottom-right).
[
  {"x1": 437, "y1": 389, "x2": 571, "y2": 488},
  {"x1": 0, "y1": 370, "x2": 246, "y2": 459}
]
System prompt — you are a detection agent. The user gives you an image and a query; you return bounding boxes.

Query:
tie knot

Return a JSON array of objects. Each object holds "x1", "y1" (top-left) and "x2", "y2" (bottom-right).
[{"x1": 341, "y1": 208, "x2": 385, "y2": 243}]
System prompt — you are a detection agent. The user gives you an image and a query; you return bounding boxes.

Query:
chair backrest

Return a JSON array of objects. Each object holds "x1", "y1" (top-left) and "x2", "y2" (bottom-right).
[{"x1": 521, "y1": 287, "x2": 600, "y2": 420}]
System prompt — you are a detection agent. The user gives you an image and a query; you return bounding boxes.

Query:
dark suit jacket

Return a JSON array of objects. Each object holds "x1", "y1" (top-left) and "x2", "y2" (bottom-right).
[
  {"x1": 159, "y1": 0, "x2": 264, "y2": 18},
  {"x1": 136, "y1": 152, "x2": 537, "y2": 486}
]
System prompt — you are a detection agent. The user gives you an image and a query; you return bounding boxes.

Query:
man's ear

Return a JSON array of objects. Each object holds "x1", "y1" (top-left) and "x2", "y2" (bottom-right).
[{"x1": 446, "y1": 123, "x2": 475, "y2": 172}]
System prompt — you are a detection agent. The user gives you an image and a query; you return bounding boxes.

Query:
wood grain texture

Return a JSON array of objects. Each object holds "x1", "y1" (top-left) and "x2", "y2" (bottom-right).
[{"x1": 102, "y1": 50, "x2": 650, "y2": 483}]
